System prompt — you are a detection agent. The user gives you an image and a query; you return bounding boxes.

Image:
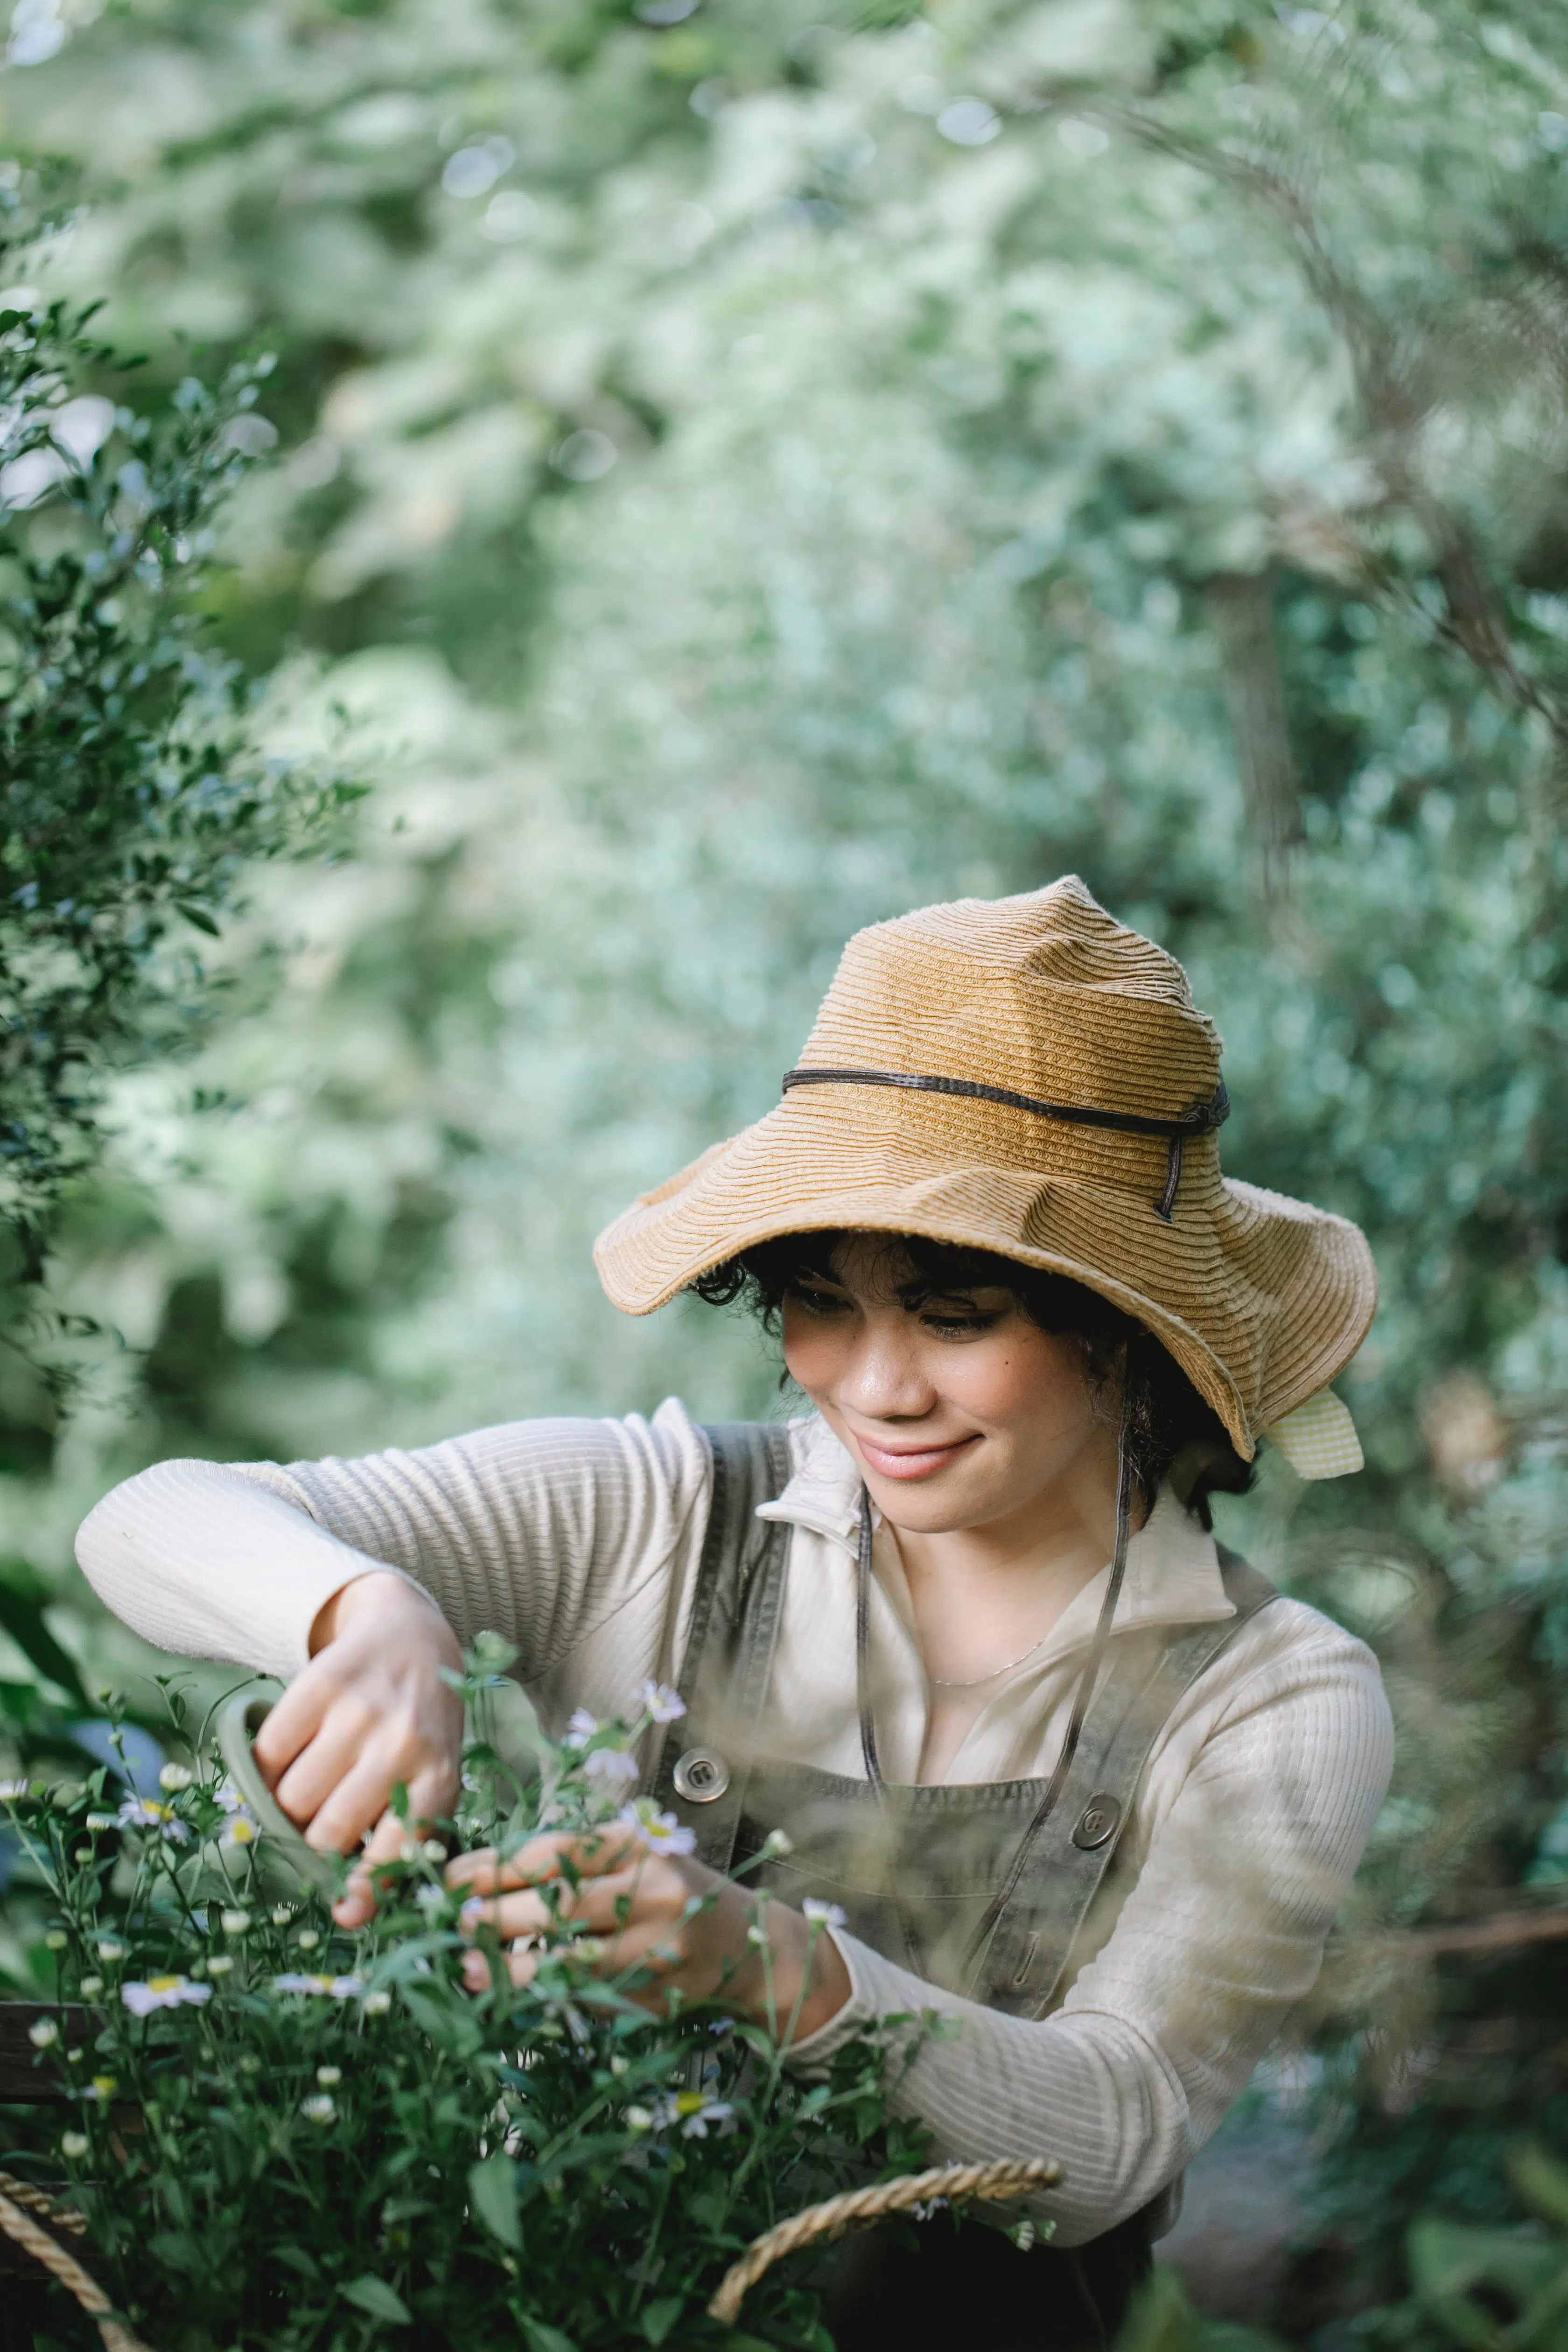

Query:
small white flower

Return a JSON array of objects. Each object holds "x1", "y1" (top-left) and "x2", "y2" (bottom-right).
[
  {"x1": 95, "y1": 1940, "x2": 124, "y2": 1963},
  {"x1": 270, "y1": 1907, "x2": 293, "y2": 1928},
  {"x1": 0, "y1": 1778, "x2": 30, "y2": 1800},
  {"x1": 655, "y1": 2090, "x2": 735, "y2": 2140},
  {"x1": 632, "y1": 1680, "x2": 686, "y2": 1725},
  {"x1": 59, "y1": 2131, "x2": 89, "y2": 2161},
  {"x1": 563, "y1": 1708, "x2": 598, "y2": 1749},
  {"x1": 746, "y1": 1924, "x2": 767, "y2": 1947},
  {"x1": 414, "y1": 1883, "x2": 446, "y2": 1917},
  {"x1": 624, "y1": 2105, "x2": 655, "y2": 2131},
  {"x1": 421, "y1": 1837, "x2": 446, "y2": 1863},
  {"x1": 116, "y1": 1796, "x2": 189, "y2": 1845},
  {"x1": 220, "y1": 1806, "x2": 259, "y2": 1848},
  {"x1": 316, "y1": 2065, "x2": 342, "y2": 2086},
  {"x1": 220, "y1": 1910, "x2": 251, "y2": 1936},
  {"x1": 911, "y1": 2195, "x2": 951, "y2": 2221},
  {"x1": 28, "y1": 2019, "x2": 58, "y2": 2048},
  {"x1": 205, "y1": 1955, "x2": 234, "y2": 1977},
  {"x1": 84, "y1": 1813, "x2": 117, "y2": 1833},
  {"x1": 762, "y1": 1827, "x2": 794, "y2": 1858},
  {"x1": 79, "y1": 1977, "x2": 102, "y2": 1999},
  {"x1": 584, "y1": 1747, "x2": 639, "y2": 1785},
  {"x1": 84, "y1": 2074, "x2": 117, "y2": 2104},
  {"x1": 609, "y1": 2054, "x2": 630, "y2": 2077},
  {"x1": 301, "y1": 2093, "x2": 337, "y2": 2124},
  {"x1": 157, "y1": 1763, "x2": 193, "y2": 1792},
  {"x1": 363, "y1": 1989, "x2": 392, "y2": 2016},
  {"x1": 44, "y1": 1931, "x2": 67, "y2": 1952},
  {"x1": 802, "y1": 1899, "x2": 847, "y2": 1931},
  {"x1": 272, "y1": 1973, "x2": 365, "y2": 2000},
  {"x1": 121, "y1": 1975, "x2": 212, "y2": 2017},
  {"x1": 214, "y1": 1781, "x2": 247, "y2": 1812},
  {"x1": 296, "y1": 1929, "x2": 321, "y2": 1952},
  {"x1": 617, "y1": 1798, "x2": 697, "y2": 1858}
]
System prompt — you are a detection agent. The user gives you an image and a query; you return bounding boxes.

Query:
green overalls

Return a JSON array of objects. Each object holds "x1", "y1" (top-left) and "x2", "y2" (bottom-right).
[{"x1": 649, "y1": 1427, "x2": 1278, "y2": 2352}]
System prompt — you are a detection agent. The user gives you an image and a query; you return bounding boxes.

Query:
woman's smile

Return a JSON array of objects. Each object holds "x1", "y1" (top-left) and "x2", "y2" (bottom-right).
[{"x1": 848, "y1": 1429, "x2": 982, "y2": 1481}]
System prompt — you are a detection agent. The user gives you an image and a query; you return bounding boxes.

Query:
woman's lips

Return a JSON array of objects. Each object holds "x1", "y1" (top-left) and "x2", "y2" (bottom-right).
[{"x1": 853, "y1": 1432, "x2": 980, "y2": 1481}]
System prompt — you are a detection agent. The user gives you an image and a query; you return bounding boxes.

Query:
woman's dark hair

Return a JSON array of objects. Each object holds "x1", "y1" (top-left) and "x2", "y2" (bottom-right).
[{"x1": 693, "y1": 1230, "x2": 1254, "y2": 1529}]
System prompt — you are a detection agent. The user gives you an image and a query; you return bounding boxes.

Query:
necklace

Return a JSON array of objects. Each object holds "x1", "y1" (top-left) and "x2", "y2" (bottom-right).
[{"x1": 926, "y1": 1633, "x2": 1051, "y2": 1690}]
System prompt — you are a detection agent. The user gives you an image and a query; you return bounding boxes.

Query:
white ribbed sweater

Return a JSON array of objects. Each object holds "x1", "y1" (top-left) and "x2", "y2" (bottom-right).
[{"x1": 75, "y1": 1401, "x2": 1392, "y2": 2247}]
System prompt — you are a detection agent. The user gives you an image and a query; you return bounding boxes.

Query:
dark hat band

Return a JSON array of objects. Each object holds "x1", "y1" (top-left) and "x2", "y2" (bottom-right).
[{"x1": 780, "y1": 1066, "x2": 1231, "y2": 1224}]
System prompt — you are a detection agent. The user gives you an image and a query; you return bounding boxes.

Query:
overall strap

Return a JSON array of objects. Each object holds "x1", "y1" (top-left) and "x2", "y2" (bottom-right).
[
  {"x1": 970, "y1": 1546, "x2": 1278, "y2": 2016},
  {"x1": 648, "y1": 1421, "x2": 794, "y2": 1873}
]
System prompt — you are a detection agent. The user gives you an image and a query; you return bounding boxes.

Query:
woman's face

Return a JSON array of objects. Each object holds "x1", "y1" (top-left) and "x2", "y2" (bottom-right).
[{"x1": 781, "y1": 1237, "x2": 1121, "y2": 1540}]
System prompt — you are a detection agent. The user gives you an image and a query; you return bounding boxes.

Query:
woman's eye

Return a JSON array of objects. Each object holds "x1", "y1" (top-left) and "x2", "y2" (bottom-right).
[
  {"x1": 791, "y1": 1285, "x2": 849, "y2": 1317},
  {"x1": 923, "y1": 1309, "x2": 1004, "y2": 1337}
]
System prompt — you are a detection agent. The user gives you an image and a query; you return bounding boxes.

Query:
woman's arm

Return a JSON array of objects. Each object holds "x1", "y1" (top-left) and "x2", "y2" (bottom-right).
[
  {"x1": 785, "y1": 1610, "x2": 1393, "y2": 2247},
  {"x1": 74, "y1": 1402, "x2": 713, "y2": 1680},
  {"x1": 75, "y1": 1404, "x2": 714, "y2": 1920}
]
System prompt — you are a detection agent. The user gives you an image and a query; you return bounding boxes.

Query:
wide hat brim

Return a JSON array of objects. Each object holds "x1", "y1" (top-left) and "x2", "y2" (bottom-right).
[{"x1": 593, "y1": 1088, "x2": 1377, "y2": 1463}]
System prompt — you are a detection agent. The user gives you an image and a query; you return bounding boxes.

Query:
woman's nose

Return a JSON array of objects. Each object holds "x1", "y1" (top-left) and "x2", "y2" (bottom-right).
[{"x1": 838, "y1": 1322, "x2": 937, "y2": 1421}]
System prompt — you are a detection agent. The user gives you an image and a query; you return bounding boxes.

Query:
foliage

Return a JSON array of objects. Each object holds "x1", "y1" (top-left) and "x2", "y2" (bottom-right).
[
  {"x1": 0, "y1": 192, "x2": 358, "y2": 1351},
  {"x1": 0, "y1": 0, "x2": 1568, "y2": 2334},
  {"x1": 2, "y1": 1651, "x2": 930, "y2": 2351}
]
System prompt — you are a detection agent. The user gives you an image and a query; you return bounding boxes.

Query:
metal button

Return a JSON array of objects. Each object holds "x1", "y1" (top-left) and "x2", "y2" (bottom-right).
[
  {"x1": 1071, "y1": 1794, "x2": 1121, "y2": 1851},
  {"x1": 672, "y1": 1747, "x2": 730, "y2": 1804}
]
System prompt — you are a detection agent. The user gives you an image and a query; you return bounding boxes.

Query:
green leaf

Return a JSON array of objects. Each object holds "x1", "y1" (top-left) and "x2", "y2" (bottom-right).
[
  {"x1": 0, "y1": 1580, "x2": 91, "y2": 1709},
  {"x1": 642, "y1": 2297, "x2": 685, "y2": 2345},
  {"x1": 1513, "y1": 2142, "x2": 1568, "y2": 2232},
  {"x1": 466, "y1": 2149, "x2": 520, "y2": 2252},
  {"x1": 341, "y1": 2275, "x2": 411, "y2": 2326},
  {"x1": 519, "y1": 2322, "x2": 578, "y2": 2352},
  {"x1": 174, "y1": 901, "x2": 221, "y2": 936}
]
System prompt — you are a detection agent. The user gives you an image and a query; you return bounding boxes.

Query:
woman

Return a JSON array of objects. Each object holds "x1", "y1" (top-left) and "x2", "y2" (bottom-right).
[{"x1": 77, "y1": 878, "x2": 1393, "y2": 2350}]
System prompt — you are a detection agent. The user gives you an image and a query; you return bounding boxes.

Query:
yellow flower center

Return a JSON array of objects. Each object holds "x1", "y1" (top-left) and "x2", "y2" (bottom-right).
[
  {"x1": 147, "y1": 1976, "x2": 183, "y2": 1993},
  {"x1": 674, "y1": 2091, "x2": 707, "y2": 2116}
]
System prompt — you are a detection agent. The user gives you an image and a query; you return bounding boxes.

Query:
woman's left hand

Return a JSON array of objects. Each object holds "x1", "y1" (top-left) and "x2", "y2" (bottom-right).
[{"x1": 446, "y1": 1829, "x2": 850, "y2": 2044}]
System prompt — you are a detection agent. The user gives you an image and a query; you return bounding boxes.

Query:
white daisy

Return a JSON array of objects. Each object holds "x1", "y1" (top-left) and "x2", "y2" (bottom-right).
[
  {"x1": 632, "y1": 1680, "x2": 686, "y2": 1725},
  {"x1": 121, "y1": 1976, "x2": 211, "y2": 2016},
  {"x1": 116, "y1": 1796, "x2": 189, "y2": 1845},
  {"x1": 616, "y1": 1799, "x2": 697, "y2": 1858}
]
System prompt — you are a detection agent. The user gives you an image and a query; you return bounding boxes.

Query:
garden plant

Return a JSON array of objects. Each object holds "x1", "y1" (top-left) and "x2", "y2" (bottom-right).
[{"x1": 2, "y1": 1643, "x2": 939, "y2": 2352}]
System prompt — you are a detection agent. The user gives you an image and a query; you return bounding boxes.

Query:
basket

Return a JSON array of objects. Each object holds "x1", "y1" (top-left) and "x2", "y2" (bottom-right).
[{"x1": 0, "y1": 2155, "x2": 1060, "y2": 2345}]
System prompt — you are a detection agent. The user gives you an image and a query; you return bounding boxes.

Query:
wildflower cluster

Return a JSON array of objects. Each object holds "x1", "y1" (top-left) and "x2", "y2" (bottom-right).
[{"x1": 1, "y1": 1650, "x2": 928, "y2": 2350}]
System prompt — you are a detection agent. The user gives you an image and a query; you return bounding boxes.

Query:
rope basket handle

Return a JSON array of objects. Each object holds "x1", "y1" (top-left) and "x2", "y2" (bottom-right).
[
  {"x1": 0, "y1": 2170, "x2": 154, "y2": 2352},
  {"x1": 707, "y1": 2155, "x2": 1062, "y2": 2326}
]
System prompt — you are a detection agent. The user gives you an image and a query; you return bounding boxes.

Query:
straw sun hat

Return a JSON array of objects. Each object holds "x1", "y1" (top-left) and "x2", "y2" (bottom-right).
[{"x1": 595, "y1": 878, "x2": 1375, "y2": 1476}]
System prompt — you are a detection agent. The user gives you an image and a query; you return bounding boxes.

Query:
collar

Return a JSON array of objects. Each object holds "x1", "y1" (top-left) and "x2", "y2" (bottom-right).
[{"x1": 755, "y1": 1412, "x2": 1235, "y2": 1644}]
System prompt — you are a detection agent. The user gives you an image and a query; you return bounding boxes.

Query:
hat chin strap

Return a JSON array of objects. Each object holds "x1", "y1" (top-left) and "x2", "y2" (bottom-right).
[
  {"x1": 853, "y1": 1393, "x2": 1137, "y2": 1979},
  {"x1": 782, "y1": 1067, "x2": 1230, "y2": 1224}
]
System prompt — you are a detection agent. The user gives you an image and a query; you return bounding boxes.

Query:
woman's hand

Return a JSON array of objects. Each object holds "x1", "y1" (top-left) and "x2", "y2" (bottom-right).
[
  {"x1": 253, "y1": 1570, "x2": 465, "y2": 1929},
  {"x1": 446, "y1": 1827, "x2": 852, "y2": 2044}
]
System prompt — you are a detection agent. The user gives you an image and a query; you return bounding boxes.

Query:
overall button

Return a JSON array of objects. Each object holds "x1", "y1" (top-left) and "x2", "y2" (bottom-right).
[
  {"x1": 672, "y1": 1747, "x2": 730, "y2": 1804},
  {"x1": 1071, "y1": 1793, "x2": 1121, "y2": 1851}
]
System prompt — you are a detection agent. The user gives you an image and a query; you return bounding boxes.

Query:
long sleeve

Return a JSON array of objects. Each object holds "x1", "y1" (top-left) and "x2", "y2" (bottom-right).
[
  {"x1": 74, "y1": 1400, "x2": 714, "y2": 1691},
  {"x1": 788, "y1": 1610, "x2": 1393, "y2": 2247}
]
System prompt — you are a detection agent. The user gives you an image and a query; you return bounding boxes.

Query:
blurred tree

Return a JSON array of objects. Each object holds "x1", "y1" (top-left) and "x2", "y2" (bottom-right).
[{"x1": 2, "y1": 0, "x2": 1568, "y2": 2326}]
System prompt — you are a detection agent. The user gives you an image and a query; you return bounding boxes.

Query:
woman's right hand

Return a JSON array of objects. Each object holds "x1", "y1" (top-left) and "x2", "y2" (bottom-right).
[{"x1": 252, "y1": 1569, "x2": 465, "y2": 1928}]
